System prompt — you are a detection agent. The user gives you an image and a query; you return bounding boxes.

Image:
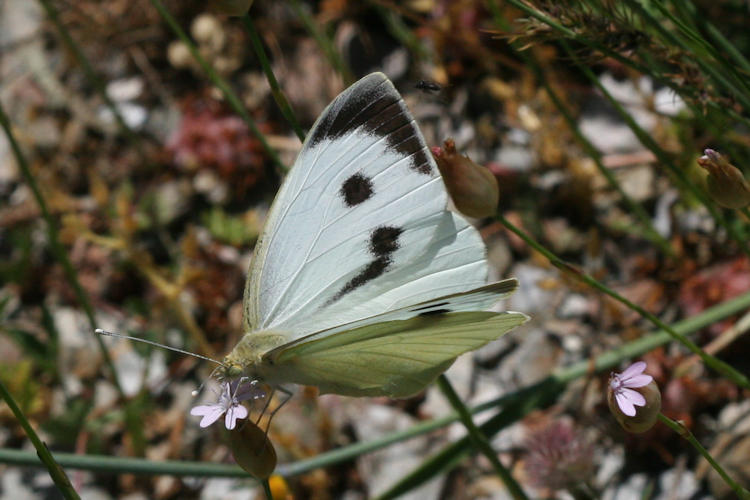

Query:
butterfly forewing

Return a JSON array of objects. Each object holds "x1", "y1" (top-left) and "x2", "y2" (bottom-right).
[{"x1": 243, "y1": 73, "x2": 488, "y2": 339}]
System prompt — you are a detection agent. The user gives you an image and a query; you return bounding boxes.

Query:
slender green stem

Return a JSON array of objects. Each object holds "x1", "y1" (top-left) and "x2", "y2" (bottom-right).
[
  {"x1": 287, "y1": 0, "x2": 354, "y2": 84},
  {"x1": 490, "y1": 0, "x2": 673, "y2": 255},
  {"x1": 545, "y1": 78, "x2": 673, "y2": 255},
  {"x1": 0, "y1": 380, "x2": 80, "y2": 499},
  {"x1": 564, "y1": 41, "x2": 750, "y2": 259},
  {"x1": 0, "y1": 100, "x2": 145, "y2": 453},
  {"x1": 501, "y1": 0, "x2": 652, "y2": 76},
  {"x1": 701, "y1": 21, "x2": 750, "y2": 77},
  {"x1": 500, "y1": 0, "x2": 750, "y2": 129},
  {"x1": 436, "y1": 375, "x2": 529, "y2": 500},
  {"x1": 148, "y1": 0, "x2": 287, "y2": 174},
  {"x1": 506, "y1": 44, "x2": 673, "y2": 254},
  {"x1": 633, "y1": 2, "x2": 750, "y2": 110},
  {"x1": 36, "y1": 0, "x2": 144, "y2": 156},
  {"x1": 375, "y1": 5, "x2": 432, "y2": 62},
  {"x1": 262, "y1": 478, "x2": 273, "y2": 499},
  {"x1": 657, "y1": 414, "x2": 750, "y2": 499},
  {"x1": 242, "y1": 15, "x2": 305, "y2": 142},
  {"x1": 5, "y1": 290, "x2": 750, "y2": 478},
  {"x1": 497, "y1": 212, "x2": 750, "y2": 389}
]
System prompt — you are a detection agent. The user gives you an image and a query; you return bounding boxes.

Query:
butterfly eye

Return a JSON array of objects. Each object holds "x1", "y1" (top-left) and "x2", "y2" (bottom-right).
[{"x1": 226, "y1": 363, "x2": 243, "y2": 379}]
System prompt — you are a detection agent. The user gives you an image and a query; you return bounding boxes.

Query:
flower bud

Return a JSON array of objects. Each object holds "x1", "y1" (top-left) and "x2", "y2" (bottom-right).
[
  {"x1": 432, "y1": 139, "x2": 499, "y2": 218},
  {"x1": 697, "y1": 149, "x2": 750, "y2": 209},
  {"x1": 607, "y1": 362, "x2": 662, "y2": 433},
  {"x1": 608, "y1": 379, "x2": 661, "y2": 433},
  {"x1": 228, "y1": 420, "x2": 277, "y2": 479}
]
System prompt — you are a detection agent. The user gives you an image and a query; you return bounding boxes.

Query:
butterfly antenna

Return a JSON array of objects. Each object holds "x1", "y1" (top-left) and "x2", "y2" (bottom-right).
[{"x1": 95, "y1": 329, "x2": 225, "y2": 366}]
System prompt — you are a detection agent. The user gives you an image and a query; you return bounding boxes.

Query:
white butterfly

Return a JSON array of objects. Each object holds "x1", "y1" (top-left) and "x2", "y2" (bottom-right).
[{"x1": 219, "y1": 73, "x2": 528, "y2": 398}]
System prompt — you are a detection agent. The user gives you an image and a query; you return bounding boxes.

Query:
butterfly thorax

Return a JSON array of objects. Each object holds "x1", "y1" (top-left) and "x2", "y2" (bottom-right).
[{"x1": 220, "y1": 330, "x2": 288, "y2": 380}]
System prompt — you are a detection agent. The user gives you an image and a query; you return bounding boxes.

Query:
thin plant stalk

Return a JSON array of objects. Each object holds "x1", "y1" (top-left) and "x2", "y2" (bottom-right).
[
  {"x1": 657, "y1": 414, "x2": 750, "y2": 499},
  {"x1": 287, "y1": 0, "x2": 354, "y2": 84},
  {"x1": 0, "y1": 100, "x2": 146, "y2": 453},
  {"x1": 510, "y1": 53, "x2": 674, "y2": 254},
  {"x1": 375, "y1": 284, "x2": 750, "y2": 499},
  {"x1": 148, "y1": 0, "x2": 287, "y2": 174},
  {"x1": 496, "y1": 212, "x2": 750, "y2": 389},
  {"x1": 562, "y1": 41, "x2": 750, "y2": 259},
  {"x1": 262, "y1": 478, "x2": 273, "y2": 499},
  {"x1": 631, "y1": 2, "x2": 750, "y2": 111},
  {"x1": 0, "y1": 380, "x2": 80, "y2": 499},
  {"x1": 36, "y1": 0, "x2": 144, "y2": 156},
  {"x1": 499, "y1": 0, "x2": 750, "y2": 130},
  {"x1": 3, "y1": 289, "x2": 750, "y2": 478},
  {"x1": 485, "y1": 2, "x2": 672, "y2": 255},
  {"x1": 437, "y1": 375, "x2": 529, "y2": 500},
  {"x1": 242, "y1": 14, "x2": 306, "y2": 142}
]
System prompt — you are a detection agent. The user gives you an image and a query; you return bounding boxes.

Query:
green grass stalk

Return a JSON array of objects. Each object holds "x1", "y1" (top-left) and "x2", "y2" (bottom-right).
[
  {"x1": 3, "y1": 289, "x2": 749, "y2": 478},
  {"x1": 496, "y1": 212, "x2": 749, "y2": 389},
  {"x1": 242, "y1": 15, "x2": 306, "y2": 142},
  {"x1": 287, "y1": 0, "x2": 355, "y2": 84},
  {"x1": 149, "y1": 0, "x2": 287, "y2": 174},
  {"x1": 0, "y1": 100, "x2": 146, "y2": 453},
  {"x1": 0, "y1": 380, "x2": 80, "y2": 499},
  {"x1": 437, "y1": 375, "x2": 529, "y2": 500},
  {"x1": 36, "y1": 0, "x2": 144, "y2": 157},
  {"x1": 563, "y1": 42, "x2": 750, "y2": 259},
  {"x1": 657, "y1": 413, "x2": 750, "y2": 499}
]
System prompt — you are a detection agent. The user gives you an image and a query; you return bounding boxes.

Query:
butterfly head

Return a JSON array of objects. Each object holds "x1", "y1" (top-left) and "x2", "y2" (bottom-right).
[
  {"x1": 214, "y1": 360, "x2": 245, "y2": 381},
  {"x1": 217, "y1": 330, "x2": 288, "y2": 382}
]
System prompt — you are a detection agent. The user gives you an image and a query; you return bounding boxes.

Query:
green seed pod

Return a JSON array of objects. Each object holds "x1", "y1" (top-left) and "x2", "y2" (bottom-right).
[
  {"x1": 698, "y1": 149, "x2": 750, "y2": 209},
  {"x1": 608, "y1": 380, "x2": 661, "y2": 433},
  {"x1": 228, "y1": 420, "x2": 277, "y2": 479}
]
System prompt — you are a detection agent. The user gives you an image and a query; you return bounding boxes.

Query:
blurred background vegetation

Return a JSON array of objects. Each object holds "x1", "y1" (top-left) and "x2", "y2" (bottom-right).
[{"x1": 1, "y1": 0, "x2": 750, "y2": 498}]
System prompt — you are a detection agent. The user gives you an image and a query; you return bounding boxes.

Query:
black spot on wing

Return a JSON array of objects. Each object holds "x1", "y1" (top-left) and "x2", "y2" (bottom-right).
[
  {"x1": 329, "y1": 225, "x2": 404, "y2": 303},
  {"x1": 370, "y1": 226, "x2": 403, "y2": 256},
  {"x1": 332, "y1": 256, "x2": 390, "y2": 302},
  {"x1": 307, "y1": 74, "x2": 434, "y2": 175},
  {"x1": 410, "y1": 149, "x2": 432, "y2": 175},
  {"x1": 411, "y1": 301, "x2": 449, "y2": 312},
  {"x1": 341, "y1": 173, "x2": 374, "y2": 206},
  {"x1": 418, "y1": 308, "x2": 451, "y2": 317},
  {"x1": 308, "y1": 75, "x2": 393, "y2": 146}
]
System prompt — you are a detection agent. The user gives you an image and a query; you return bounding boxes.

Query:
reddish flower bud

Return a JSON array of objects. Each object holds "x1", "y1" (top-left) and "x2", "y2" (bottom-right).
[{"x1": 432, "y1": 139, "x2": 499, "y2": 218}]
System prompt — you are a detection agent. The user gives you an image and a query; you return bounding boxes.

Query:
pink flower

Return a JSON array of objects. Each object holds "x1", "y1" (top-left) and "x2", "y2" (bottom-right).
[
  {"x1": 609, "y1": 362, "x2": 653, "y2": 417},
  {"x1": 190, "y1": 379, "x2": 264, "y2": 430}
]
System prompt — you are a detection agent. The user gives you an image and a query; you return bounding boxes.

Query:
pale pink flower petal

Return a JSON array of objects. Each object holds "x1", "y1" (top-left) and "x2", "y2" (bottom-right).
[
  {"x1": 190, "y1": 379, "x2": 262, "y2": 430},
  {"x1": 225, "y1": 404, "x2": 249, "y2": 430},
  {"x1": 610, "y1": 362, "x2": 653, "y2": 416},
  {"x1": 619, "y1": 361, "x2": 647, "y2": 380},
  {"x1": 191, "y1": 405, "x2": 225, "y2": 428},
  {"x1": 624, "y1": 374, "x2": 653, "y2": 388},
  {"x1": 615, "y1": 392, "x2": 637, "y2": 417}
]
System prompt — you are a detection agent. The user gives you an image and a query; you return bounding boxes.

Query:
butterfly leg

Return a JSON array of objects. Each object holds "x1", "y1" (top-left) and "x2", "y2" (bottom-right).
[{"x1": 255, "y1": 386, "x2": 294, "y2": 443}]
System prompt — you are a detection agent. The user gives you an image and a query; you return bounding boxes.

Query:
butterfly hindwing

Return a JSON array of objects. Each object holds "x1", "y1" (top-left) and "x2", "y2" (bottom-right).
[
  {"x1": 243, "y1": 73, "x2": 489, "y2": 340},
  {"x1": 262, "y1": 308, "x2": 528, "y2": 397}
]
